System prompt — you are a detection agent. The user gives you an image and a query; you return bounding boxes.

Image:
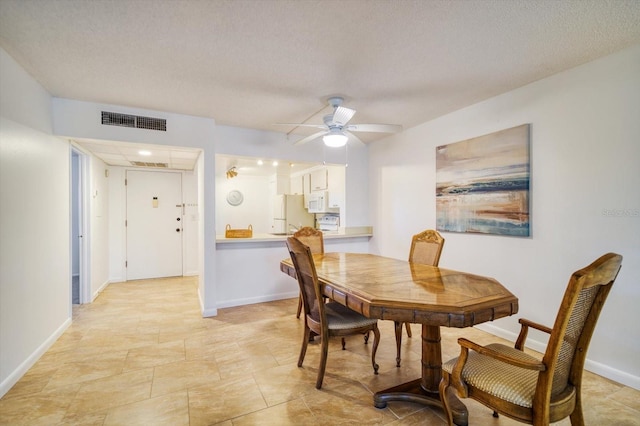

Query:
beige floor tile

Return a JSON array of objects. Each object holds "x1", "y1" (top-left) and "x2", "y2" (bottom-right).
[
  {"x1": 151, "y1": 358, "x2": 221, "y2": 397},
  {"x1": 123, "y1": 339, "x2": 186, "y2": 371},
  {"x1": 65, "y1": 368, "x2": 154, "y2": 415},
  {"x1": 213, "y1": 342, "x2": 280, "y2": 379},
  {"x1": 0, "y1": 383, "x2": 80, "y2": 426},
  {"x1": 57, "y1": 410, "x2": 108, "y2": 425},
  {"x1": 103, "y1": 391, "x2": 189, "y2": 426},
  {"x1": 253, "y1": 363, "x2": 321, "y2": 406},
  {"x1": 188, "y1": 374, "x2": 267, "y2": 425},
  {"x1": 612, "y1": 385, "x2": 640, "y2": 412},
  {"x1": 231, "y1": 398, "x2": 316, "y2": 425},
  {"x1": 43, "y1": 352, "x2": 128, "y2": 390},
  {"x1": 301, "y1": 380, "x2": 398, "y2": 425},
  {"x1": 0, "y1": 364, "x2": 59, "y2": 399},
  {"x1": 581, "y1": 397, "x2": 640, "y2": 426}
]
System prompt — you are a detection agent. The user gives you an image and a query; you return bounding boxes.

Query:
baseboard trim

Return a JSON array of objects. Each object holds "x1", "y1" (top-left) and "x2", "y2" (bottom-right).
[
  {"x1": 0, "y1": 317, "x2": 72, "y2": 398},
  {"x1": 91, "y1": 279, "x2": 110, "y2": 302},
  {"x1": 198, "y1": 288, "x2": 217, "y2": 317},
  {"x1": 216, "y1": 291, "x2": 298, "y2": 310}
]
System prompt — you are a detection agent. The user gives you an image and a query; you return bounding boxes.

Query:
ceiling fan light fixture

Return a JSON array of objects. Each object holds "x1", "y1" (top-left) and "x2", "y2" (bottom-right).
[{"x1": 323, "y1": 131, "x2": 348, "y2": 147}]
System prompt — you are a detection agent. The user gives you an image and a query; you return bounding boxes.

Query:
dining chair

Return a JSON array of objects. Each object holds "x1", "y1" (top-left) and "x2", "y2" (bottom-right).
[
  {"x1": 293, "y1": 227, "x2": 324, "y2": 319},
  {"x1": 439, "y1": 252, "x2": 623, "y2": 426},
  {"x1": 395, "y1": 229, "x2": 445, "y2": 367},
  {"x1": 286, "y1": 236, "x2": 380, "y2": 389}
]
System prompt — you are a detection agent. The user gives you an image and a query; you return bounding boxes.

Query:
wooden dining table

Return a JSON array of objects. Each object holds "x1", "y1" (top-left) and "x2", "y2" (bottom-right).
[{"x1": 280, "y1": 252, "x2": 518, "y2": 425}]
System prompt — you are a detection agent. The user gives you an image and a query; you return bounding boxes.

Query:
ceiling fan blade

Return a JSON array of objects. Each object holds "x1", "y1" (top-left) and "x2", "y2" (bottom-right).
[
  {"x1": 346, "y1": 123, "x2": 403, "y2": 133},
  {"x1": 345, "y1": 131, "x2": 365, "y2": 146},
  {"x1": 332, "y1": 106, "x2": 356, "y2": 126},
  {"x1": 274, "y1": 123, "x2": 326, "y2": 129},
  {"x1": 293, "y1": 131, "x2": 327, "y2": 146}
]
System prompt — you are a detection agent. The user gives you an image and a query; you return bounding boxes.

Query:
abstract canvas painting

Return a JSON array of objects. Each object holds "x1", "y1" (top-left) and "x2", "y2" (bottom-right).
[{"x1": 436, "y1": 124, "x2": 530, "y2": 236}]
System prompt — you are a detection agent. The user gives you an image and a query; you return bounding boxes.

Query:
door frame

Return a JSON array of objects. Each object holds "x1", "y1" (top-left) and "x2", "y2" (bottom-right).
[{"x1": 70, "y1": 146, "x2": 91, "y2": 306}]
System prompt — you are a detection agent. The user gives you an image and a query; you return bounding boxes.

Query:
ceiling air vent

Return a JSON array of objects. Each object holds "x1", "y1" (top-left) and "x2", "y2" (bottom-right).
[
  {"x1": 131, "y1": 161, "x2": 168, "y2": 168},
  {"x1": 101, "y1": 111, "x2": 167, "y2": 131}
]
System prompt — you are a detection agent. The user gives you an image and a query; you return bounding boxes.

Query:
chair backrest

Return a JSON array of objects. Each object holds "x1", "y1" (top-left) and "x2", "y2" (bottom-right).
[
  {"x1": 408, "y1": 229, "x2": 445, "y2": 266},
  {"x1": 293, "y1": 227, "x2": 324, "y2": 254},
  {"x1": 538, "y1": 253, "x2": 622, "y2": 403},
  {"x1": 286, "y1": 236, "x2": 325, "y2": 325}
]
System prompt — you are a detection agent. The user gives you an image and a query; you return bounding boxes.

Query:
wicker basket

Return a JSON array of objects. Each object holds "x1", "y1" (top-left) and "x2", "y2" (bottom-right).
[{"x1": 225, "y1": 224, "x2": 253, "y2": 238}]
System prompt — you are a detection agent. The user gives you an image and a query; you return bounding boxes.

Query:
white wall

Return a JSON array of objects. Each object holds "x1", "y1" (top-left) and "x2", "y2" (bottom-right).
[
  {"x1": 369, "y1": 45, "x2": 640, "y2": 389},
  {"x1": 0, "y1": 48, "x2": 71, "y2": 396},
  {"x1": 216, "y1": 174, "x2": 272, "y2": 234}
]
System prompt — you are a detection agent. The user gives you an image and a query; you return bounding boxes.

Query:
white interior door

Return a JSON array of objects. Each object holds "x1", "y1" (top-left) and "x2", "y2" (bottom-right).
[{"x1": 126, "y1": 170, "x2": 183, "y2": 280}]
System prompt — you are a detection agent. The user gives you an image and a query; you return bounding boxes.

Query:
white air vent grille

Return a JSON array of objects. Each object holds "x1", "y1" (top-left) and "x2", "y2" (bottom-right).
[
  {"x1": 102, "y1": 111, "x2": 167, "y2": 131},
  {"x1": 131, "y1": 161, "x2": 168, "y2": 168}
]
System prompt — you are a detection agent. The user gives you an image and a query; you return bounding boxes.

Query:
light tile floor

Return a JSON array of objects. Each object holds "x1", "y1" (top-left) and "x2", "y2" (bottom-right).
[{"x1": 1, "y1": 276, "x2": 638, "y2": 425}]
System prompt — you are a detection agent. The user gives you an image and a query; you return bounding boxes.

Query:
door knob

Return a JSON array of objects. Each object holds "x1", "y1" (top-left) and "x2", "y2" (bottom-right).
[
  {"x1": 176, "y1": 217, "x2": 181, "y2": 221},
  {"x1": 176, "y1": 228, "x2": 181, "y2": 232}
]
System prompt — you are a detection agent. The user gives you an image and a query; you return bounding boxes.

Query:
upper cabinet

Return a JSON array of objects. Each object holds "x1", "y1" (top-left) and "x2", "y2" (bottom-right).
[
  {"x1": 270, "y1": 173, "x2": 290, "y2": 195},
  {"x1": 291, "y1": 164, "x2": 346, "y2": 210},
  {"x1": 310, "y1": 168, "x2": 328, "y2": 191},
  {"x1": 290, "y1": 175, "x2": 303, "y2": 195},
  {"x1": 302, "y1": 173, "x2": 311, "y2": 195},
  {"x1": 327, "y1": 166, "x2": 345, "y2": 209}
]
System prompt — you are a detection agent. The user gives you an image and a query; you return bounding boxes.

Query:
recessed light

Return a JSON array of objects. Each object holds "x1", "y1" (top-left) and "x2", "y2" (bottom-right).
[
  {"x1": 272, "y1": 161, "x2": 278, "y2": 167},
  {"x1": 139, "y1": 150, "x2": 151, "y2": 156},
  {"x1": 257, "y1": 159, "x2": 263, "y2": 165}
]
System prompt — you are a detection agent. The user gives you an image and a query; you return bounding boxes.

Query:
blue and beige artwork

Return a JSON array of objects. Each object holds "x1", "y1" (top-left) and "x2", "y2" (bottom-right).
[{"x1": 436, "y1": 124, "x2": 530, "y2": 237}]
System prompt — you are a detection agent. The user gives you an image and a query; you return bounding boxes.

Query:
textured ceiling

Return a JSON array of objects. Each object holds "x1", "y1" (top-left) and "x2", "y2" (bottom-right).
[{"x1": 1, "y1": 0, "x2": 640, "y2": 168}]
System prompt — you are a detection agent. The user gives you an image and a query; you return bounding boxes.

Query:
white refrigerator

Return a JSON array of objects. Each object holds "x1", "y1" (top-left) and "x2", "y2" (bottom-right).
[{"x1": 272, "y1": 194, "x2": 315, "y2": 234}]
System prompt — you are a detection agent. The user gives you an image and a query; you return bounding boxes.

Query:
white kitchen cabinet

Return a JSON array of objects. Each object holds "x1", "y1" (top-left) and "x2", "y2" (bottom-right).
[
  {"x1": 290, "y1": 175, "x2": 303, "y2": 194},
  {"x1": 310, "y1": 168, "x2": 328, "y2": 191},
  {"x1": 327, "y1": 166, "x2": 345, "y2": 208},
  {"x1": 302, "y1": 173, "x2": 311, "y2": 195},
  {"x1": 270, "y1": 173, "x2": 290, "y2": 195}
]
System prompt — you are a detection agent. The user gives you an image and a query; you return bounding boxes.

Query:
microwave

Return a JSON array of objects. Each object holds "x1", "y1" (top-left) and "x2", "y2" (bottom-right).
[{"x1": 307, "y1": 191, "x2": 331, "y2": 213}]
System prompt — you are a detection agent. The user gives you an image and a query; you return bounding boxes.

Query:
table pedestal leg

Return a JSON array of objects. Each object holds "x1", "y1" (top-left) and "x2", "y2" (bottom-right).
[{"x1": 373, "y1": 325, "x2": 468, "y2": 426}]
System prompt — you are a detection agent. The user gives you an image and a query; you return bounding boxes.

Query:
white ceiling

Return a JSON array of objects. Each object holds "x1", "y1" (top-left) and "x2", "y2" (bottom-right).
[
  {"x1": 1, "y1": 0, "x2": 640, "y2": 169},
  {"x1": 73, "y1": 139, "x2": 201, "y2": 171}
]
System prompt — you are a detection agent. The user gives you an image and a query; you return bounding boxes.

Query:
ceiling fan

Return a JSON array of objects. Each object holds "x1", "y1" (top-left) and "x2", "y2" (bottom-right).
[{"x1": 277, "y1": 97, "x2": 402, "y2": 147}]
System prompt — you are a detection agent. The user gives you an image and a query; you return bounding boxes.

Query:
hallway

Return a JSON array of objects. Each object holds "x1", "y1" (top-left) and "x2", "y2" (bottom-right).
[{"x1": 1, "y1": 277, "x2": 638, "y2": 425}]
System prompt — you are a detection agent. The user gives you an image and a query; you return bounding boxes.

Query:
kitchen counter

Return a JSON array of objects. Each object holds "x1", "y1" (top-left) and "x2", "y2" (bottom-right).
[
  {"x1": 214, "y1": 227, "x2": 372, "y2": 309},
  {"x1": 216, "y1": 226, "x2": 372, "y2": 244}
]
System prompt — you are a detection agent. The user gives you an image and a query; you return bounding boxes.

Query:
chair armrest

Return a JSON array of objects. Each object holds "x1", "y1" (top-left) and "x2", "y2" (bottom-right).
[
  {"x1": 458, "y1": 338, "x2": 546, "y2": 371},
  {"x1": 448, "y1": 338, "x2": 546, "y2": 399},
  {"x1": 515, "y1": 318, "x2": 553, "y2": 350}
]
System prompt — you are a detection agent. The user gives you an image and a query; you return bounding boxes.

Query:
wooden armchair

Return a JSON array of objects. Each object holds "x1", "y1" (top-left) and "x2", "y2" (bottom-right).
[
  {"x1": 439, "y1": 252, "x2": 623, "y2": 426},
  {"x1": 286, "y1": 236, "x2": 380, "y2": 389},
  {"x1": 395, "y1": 229, "x2": 445, "y2": 367},
  {"x1": 293, "y1": 227, "x2": 324, "y2": 319}
]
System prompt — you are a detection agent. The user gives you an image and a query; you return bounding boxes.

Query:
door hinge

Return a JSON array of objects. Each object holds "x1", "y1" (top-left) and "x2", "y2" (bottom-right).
[
  {"x1": 125, "y1": 220, "x2": 127, "y2": 227},
  {"x1": 125, "y1": 261, "x2": 128, "y2": 268},
  {"x1": 124, "y1": 178, "x2": 127, "y2": 186}
]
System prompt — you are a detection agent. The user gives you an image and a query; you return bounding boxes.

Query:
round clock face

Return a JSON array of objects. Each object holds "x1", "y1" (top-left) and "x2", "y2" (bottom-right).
[{"x1": 226, "y1": 190, "x2": 243, "y2": 206}]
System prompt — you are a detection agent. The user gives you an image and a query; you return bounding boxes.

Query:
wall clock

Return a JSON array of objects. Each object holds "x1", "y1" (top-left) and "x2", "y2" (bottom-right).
[{"x1": 226, "y1": 189, "x2": 244, "y2": 206}]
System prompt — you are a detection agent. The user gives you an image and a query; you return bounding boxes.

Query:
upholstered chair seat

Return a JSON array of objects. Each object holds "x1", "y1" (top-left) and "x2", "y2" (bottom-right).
[{"x1": 442, "y1": 343, "x2": 542, "y2": 408}]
